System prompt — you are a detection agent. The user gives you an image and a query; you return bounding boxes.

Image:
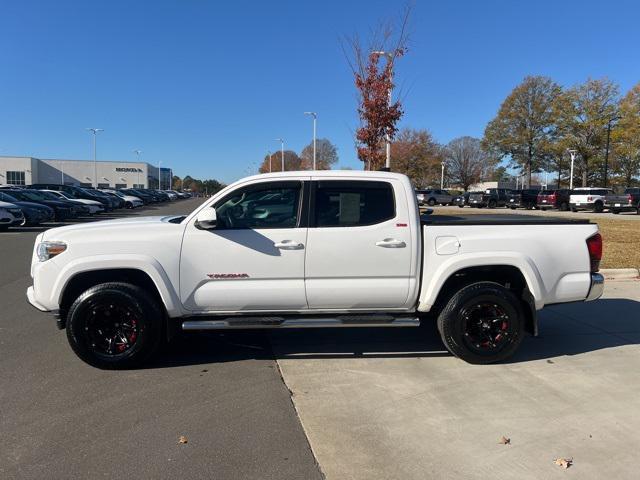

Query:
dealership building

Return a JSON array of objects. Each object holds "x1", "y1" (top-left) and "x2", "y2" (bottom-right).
[{"x1": 0, "y1": 156, "x2": 173, "y2": 189}]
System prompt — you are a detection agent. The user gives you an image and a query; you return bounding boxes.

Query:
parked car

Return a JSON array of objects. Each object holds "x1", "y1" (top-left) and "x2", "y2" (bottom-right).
[
  {"x1": 453, "y1": 192, "x2": 472, "y2": 208},
  {"x1": 0, "y1": 200, "x2": 24, "y2": 230},
  {"x1": 416, "y1": 189, "x2": 453, "y2": 206},
  {"x1": 6, "y1": 189, "x2": 81, "y2": 221},
  {"x1": 28, "y1": 171, "x2": 604, "y2": 369},
  {"x1": 83, "y1": 188, "x2": 123, "y2": 209},
  {"x1": 101, "y1": 189, "x2": 143, "y2": 209},
  {"x1": 42, "y1": 190, "x2": 105, "y2": 214},
  {"x1": 0, "y1": 191, "x2": 55, "y2": 226},
  {"x1": 569, "y1": 187, "x2": 613, "y2": 213},
  {"x1": 604, "y1": 187, "x2": 640, "y2": 214},
  {"x1": 167, "y1": 189, "x2": 190, "y2": 199},
  {"x1": 536, "y1": 189, "x2": 572, "y2": 211},
  {"x1": 507, "y1": 189, "x2": 539, "y2": 210},
  {"x1": 30, "y1": 184, "x2": 114, "y2": 212},
  {"x1": 468, "y1": 188, "x2": 511, "y2": 208},
  {"x1": 162, "y1": 190, "x2": 178, "y2": 200},
  {"x1": 119, "y1": 188, "x2": 156, "y2": 204}
]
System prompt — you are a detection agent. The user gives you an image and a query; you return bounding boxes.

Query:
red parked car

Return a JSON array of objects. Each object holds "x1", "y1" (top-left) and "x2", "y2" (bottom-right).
[{"x1": 537, "y1": 189, "x2": 572, "y2": 211}]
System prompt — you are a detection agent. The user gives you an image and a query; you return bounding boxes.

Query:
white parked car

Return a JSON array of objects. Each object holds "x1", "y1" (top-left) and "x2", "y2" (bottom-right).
[
  {"x1": 42, "y1": 190, "x2": 105, "y2": 214},
  {"x1": 569, "y1": 187, "x2": 614, "y2": 213},
  {"x1": 163, "y1": 190, "x2": 178, "y2": 200},
  {"x1": 101, "y1": 190, "x2": 144, "y2": 209},
  {"x1": 27, "y1": 171, "x2": 604, "y2": 368},
  {"x1": 0, "y1": 200, "x2": 24, "y2": 230}
]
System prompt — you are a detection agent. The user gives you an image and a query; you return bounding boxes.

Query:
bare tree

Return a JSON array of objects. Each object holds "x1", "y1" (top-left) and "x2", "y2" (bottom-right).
[
  {"x1": 300, "y1": 138, "x2": 338, "y2": 170},
  {"x1": 445, "y1": 137, "x2": 495, "y2": 191}
]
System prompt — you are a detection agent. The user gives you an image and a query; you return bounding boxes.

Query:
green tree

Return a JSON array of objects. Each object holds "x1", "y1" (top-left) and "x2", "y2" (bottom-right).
[
  {"x1": 391, "y1": 128, "x2": 443, "y2": 187},
  {"x1": 555, "y1": 77, "x2": 620, "y2": 186},
  {"x1": 483, "y1": 76, "x2": 562, "y2": 187},
  {"x1": 612, "y1": 82, "x2": 640, "y2": 186},
  {"x1": 300, "y1": 138, "x2": 338, "y2": 170}
]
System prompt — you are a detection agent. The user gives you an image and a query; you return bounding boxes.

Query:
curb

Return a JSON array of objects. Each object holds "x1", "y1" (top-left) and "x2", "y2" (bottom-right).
[{"x1": 600, "y1": 268, "x2": 640, "y2": 280}]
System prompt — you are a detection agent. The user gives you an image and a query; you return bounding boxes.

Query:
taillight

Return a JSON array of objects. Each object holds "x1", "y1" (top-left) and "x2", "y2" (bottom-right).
[
  {"x1": 587, "y1": 196, "x2": 593, "y2": 202},
  {"x1": 550, "y1": 193, "x2": 556, "y2": 202},
  {"x1": 586, "y1": 233, "x2": 602, "y2": 272},
  {"x1": 628, "y1": 194, "x2": 633, "y2": 205}
]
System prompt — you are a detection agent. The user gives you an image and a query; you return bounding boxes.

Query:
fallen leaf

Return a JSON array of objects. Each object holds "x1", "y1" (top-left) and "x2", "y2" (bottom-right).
[
  {"x1": 547, "y1": 359, "x2": 554, "y2": 364},
  {"x1": 178, "y1": 435, "x2": 188, "y2": 445},
  {"x1": 554, "y1": 457, "x2": 572, "y2": 469},
  {"x1": 498, "y1": 436, "x2": 511, "y2": 445}
]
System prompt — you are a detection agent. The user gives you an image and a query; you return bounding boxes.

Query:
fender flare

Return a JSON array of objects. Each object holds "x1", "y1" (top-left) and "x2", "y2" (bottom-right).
[{"x1": 52, "y1": 254, "x2": 183, "y2": 317}]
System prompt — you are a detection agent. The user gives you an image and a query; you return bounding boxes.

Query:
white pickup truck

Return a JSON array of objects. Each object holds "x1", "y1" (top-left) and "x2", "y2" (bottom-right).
[{"x1": 27, "y1": 171, "x2": 605, "y2": 368}]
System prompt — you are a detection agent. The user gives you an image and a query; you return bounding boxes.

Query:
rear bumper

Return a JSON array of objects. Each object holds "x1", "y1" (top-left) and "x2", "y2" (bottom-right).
[
  {"x1": 604, "y1": 203, "x2": 636, "y2": 211},
  {"x1": 570, "y1": 202, "x2": 596, "y2": 211},
  {"x1": 586, "y1": 273, "x2": 605, "y2": 301}
]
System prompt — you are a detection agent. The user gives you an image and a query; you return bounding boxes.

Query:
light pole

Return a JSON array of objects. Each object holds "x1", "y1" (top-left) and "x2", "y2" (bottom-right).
[
  {"x1": 133, "y1": 149, "x2": 142, "y2": 187},
  {"x1": 371, "y1": 51, "x2": 394, "y2": 170},
  {"x1": 60, "y1": 161, "x2": 64, "y2": 185},
  {"x1": 275, "y1": 138, "x2": 284, "y2": 172},
  {"x1": 568, "y1": 149, "x2": 577, "y2": 190},
  {"x1": 440, "y1": 163, "x2": 446, "y2": 189},
  {"x1": 86, "y1": 128, "x2": 104, "y2": 187},
  {"x1": 157, "y1": 161, "x2": 162, "y2": 190},
  {"x1": 304, "y1": 112, "x2": 317, "y2": 169},
  {"x1": 267, "y1": 151, "x2": 272, "y2": 172}
]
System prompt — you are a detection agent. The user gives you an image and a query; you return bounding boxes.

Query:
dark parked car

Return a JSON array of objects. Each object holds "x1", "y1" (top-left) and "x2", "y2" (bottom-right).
[
  {"x1": 604, "y1": 187, "x2": 640, "y2": 214},
  {"x1": 453, "y1": 192, "x2": 472, "y2": 208},
  {"x1": 30, "y1": 184, "x2": 114, "y2": 212},
  {"x1": 119, "y1": 188, "x2": 156, "y2": 204},
  {"x1": 83, "y1": 188, "x2": 123, "y2": 209},
  {"x1": 0, "y1": 191, "x2": 55, "y2": 226},
  {"x1": 5, "y1": 189, "x2": 81, "y2": 221},
  {"x1": 468, "y1": 188, "x2": 511, "y2": 208},
  {"x1": 507, "y1": 189, "x2": 540, "y2": 210},
  {"x1": 537, "y1": 189, "x2": 572, "y2": 211}
]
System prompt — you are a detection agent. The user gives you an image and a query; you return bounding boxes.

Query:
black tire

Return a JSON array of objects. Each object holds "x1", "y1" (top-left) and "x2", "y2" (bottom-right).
[
  {"x1": 488, "y1": 200, "x2": 497, "y2": 208},
  {"x1": 509, "y1": 207, "x2": 516, "y2": 210},
  {"x1": 66, "y1": 282, "x2": 164, "y2": 369},
  {"x1": 560, "y1": 202, "x2": 569, "y2": 211},
  {"x1": 571, "y1": 207, "x2": 577, "y2": 212},
  {"x1": 458, "y1": 205, "x2": 464, "y2": 208},
  {"x1": 437, "y1": 282, "x2": 525, "y2": 364},
  {"x1": 612, "y1": 209, "x2": 620, "y2": 214},
  {"x1": 427, "y1": 198, "x2": 436, "y2": 206},
  {"x1": 594, "y1": 201, "x2": 604, "y2": 213},
  {"x1": 125, "y1": 202, "x2": 133, "y2": 209}
]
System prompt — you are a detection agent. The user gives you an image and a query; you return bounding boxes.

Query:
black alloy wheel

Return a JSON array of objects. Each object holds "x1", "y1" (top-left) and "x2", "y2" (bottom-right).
[{"x1": 66, "y1": 282, "x2": 163, "y2": 369}]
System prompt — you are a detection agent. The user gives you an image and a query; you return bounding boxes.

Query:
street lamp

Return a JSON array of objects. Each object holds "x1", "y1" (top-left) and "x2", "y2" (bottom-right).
[
  {"x1": 275, "y1": 138, "x2": 284, "y2": 172},
  {"x1": 371, "y1": 51, "x2": 394, "y2": 170},
  {"x1": 267, "y1": 151, "x2": 272, "y2": 173},
  {"x1": 440, "y1": 162, "x2": 446, "y2": 189},
  {"x1": 86, "y1": 128, "x2": 104, "y2": 187},
  {"x1": 304, "y1": 112, "x2": 317, "y2": 170},
  {"x1": 60, "y1": 161, "x2": 64, "y2": 185},
  {"x1": 133, "y1": 149, "x2": 142, "y2": 187},
  {"x1": 568, "y1": 149, "x2": 577, "y2": 190},
  {"x1": 158, "y1": 160, "x2": 162, "y2": 190}
]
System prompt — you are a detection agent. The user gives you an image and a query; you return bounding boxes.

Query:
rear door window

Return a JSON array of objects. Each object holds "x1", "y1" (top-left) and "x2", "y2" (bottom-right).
[{"x1": 314, "y1": 180, "x2": 395, "y2": 227}]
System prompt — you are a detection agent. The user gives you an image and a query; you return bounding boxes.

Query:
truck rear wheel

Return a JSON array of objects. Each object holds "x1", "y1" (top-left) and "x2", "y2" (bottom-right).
[
  {"x1": 66, "y1": 282, "x2": 163, "y2": 369},
  {"x1": 437, "y1": 282, "x2": 524, "y2": 364}
]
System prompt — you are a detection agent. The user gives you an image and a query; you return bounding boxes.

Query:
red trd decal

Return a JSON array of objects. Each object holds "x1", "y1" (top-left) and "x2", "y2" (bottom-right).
[
  {"x1": 396, "y1": 223, "x2": 408, "y2": 227},
  {"x1": 207, "y1": 273, "x2": 250, "y2": 279}
]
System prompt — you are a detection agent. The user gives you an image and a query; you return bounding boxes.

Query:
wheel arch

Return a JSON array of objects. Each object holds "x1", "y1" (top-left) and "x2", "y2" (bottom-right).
[{"x1": 420, "y1": 264, "x2": 539, "y2": 336}]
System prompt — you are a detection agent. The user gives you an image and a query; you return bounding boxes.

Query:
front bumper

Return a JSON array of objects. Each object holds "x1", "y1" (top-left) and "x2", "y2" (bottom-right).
[
  {"x1": 586, "y1": 273, "x2": 605, "y2": 301},
  {"x1": 27, "y1": 286, "x2": 49, "y2": 311}
]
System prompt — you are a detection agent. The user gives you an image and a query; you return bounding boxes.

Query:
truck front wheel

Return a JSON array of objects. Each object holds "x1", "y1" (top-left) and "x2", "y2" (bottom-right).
[
  {"x1": 66, "y1": 282, "x2": 163, "y2": 369},
  {"x1": 437, "y1": 282, "x2": 525, "y2": 364}
]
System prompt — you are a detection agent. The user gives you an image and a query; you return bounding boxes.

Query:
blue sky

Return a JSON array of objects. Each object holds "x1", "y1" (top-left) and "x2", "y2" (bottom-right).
[{"x1": 1, "y1": 0, "x2": 639, "y2": 184}]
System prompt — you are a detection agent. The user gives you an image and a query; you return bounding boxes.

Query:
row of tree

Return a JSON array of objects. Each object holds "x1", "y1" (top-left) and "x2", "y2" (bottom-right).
[
  {"x1": 171, "y1": 175, "x2": 225, "y2": 195},
  {"x1": 483, "y1": 76, "x2": 640, "y2": 188},
  {"x1": 257, "y1": 138, "x2": 339, "y2": 173}
]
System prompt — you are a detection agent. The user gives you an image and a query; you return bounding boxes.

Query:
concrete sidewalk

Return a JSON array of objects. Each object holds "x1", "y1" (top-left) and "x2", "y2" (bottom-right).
[{"x1": 274, "y1": 280, "x2": 640, "y2": 480}]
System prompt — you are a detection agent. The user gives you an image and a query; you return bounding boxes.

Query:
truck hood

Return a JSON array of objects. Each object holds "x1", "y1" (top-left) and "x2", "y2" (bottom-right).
[{"x1": 41, "y1": 215, "x2": 182, "y2": 240}]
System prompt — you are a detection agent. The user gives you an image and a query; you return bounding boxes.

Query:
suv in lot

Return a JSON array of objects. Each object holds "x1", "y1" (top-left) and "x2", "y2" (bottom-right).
[
  {"x1": 604, "y1": 187, "x2": 640, "y2": 214},
  {"x1": 469, "y1": 188, "x2": 511, "y2": 208},
  {"x1": 0, "y1": 191, "x2": 55, "y2": 226},
  {"x1": 0, "y1": 200, "x2": 24, "y2": 230},
  {"x1": 31, "y1": 184, "x2": 114, "y2": 212},
  {"x1": 507, "y1": 189, "x2": 539, "y2": 210},
  {"x1": 570, "y1": 188, "x2": 613, "y2": 213},
  {"x1": 416, "y1": 189, "x2": 453, "y2": 206},
  {"x1": 537, "y1": 189, "x2": 572, "y2": 211}
]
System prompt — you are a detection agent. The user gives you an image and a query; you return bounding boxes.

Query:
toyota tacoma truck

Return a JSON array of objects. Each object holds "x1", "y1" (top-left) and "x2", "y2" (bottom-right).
[{"x1": 27, "y1": 171, "x2": 605, "y2": 368}]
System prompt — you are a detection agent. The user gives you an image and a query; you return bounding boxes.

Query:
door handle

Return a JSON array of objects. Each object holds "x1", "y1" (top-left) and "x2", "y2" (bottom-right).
[
  {"x1": 274, "y1": 240, "x2": 304, "y2": 250},
  {"x1": 376, "y1": 238, "x2": 406, "y2": 248}
]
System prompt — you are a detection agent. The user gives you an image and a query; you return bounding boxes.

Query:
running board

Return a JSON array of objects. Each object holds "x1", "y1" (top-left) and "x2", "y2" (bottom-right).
[{"x1": 181, "y1": 315, "x2": 420, "y2": 330}]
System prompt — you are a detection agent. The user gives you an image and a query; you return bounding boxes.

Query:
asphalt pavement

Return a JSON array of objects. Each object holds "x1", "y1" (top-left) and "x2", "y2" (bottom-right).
[{"x1": 0, "y1": 199, "x2": 323, "y2": 480}]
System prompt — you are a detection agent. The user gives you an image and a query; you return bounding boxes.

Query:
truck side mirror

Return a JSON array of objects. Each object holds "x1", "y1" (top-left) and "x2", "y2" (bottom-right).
[{"x1": 195, "y1": 208, "x2": 217, "y2": 229}]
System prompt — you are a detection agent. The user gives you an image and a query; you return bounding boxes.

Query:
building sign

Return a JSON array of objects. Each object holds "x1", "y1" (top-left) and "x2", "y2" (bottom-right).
[{"x1": 115, "y1": 167, "x2": 143, "y2": 172}]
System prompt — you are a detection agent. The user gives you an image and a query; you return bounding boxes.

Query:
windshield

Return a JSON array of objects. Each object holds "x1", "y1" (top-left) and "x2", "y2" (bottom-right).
[
  {"x1": 19, "y1": 191, "x2": 48, "y2": 201},
  {"x1": 0, "y1": 192, "x2": 19, "y2": 202}
]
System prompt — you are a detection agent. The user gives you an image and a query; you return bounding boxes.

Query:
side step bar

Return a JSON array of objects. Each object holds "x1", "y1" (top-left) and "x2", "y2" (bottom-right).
[{"x1": 182, "y1": 315, "x2": 420, "y2": 331}]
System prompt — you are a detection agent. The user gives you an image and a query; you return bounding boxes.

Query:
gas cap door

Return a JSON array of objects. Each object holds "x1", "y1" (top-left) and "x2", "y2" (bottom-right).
[{"x1": 435, "y1": 236, "x2": 460, "y2": 255}]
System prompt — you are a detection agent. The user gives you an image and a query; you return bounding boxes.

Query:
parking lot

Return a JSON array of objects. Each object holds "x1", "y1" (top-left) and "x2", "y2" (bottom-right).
[{"x1": 2, "y1": 198, "x2": 639, "y2": 479}]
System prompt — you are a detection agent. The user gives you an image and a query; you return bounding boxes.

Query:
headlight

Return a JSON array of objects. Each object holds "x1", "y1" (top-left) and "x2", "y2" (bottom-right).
[{"x1": 37, "y1": 241, "x2": 67, "y2": 262}]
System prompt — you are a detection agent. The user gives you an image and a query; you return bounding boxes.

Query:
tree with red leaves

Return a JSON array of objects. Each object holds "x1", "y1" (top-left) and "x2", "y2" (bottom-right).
[{"x1": 345, "y1": 6, "x2": 411, "y2": 170}]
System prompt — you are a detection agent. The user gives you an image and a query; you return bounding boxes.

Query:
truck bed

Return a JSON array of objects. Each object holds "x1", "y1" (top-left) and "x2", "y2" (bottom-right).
[{"x1": 421, "y1": 213, "x2": 591, "y2": 226}]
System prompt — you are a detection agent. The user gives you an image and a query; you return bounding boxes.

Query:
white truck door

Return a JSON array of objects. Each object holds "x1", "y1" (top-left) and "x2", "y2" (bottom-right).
[
  {"x1": 180, "y1": 180, "x2": 308, "y2": 312},
  {"x1": 305, "y1": 179, "x2": 412, "y2": 309}
]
